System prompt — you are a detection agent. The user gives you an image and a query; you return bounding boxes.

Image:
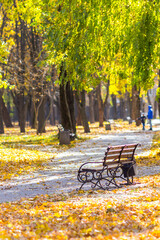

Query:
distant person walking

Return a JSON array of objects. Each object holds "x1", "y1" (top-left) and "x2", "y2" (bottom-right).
[
  {"x1": 138, "y1": 113, "x2": 146, "y2": 130},
  {"x1": 147, "y1": 105, "x2": 153, "y2": 130}
]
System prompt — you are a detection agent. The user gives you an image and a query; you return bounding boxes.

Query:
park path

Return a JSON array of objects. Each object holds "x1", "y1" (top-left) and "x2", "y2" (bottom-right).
[{"x1": 0, "y1": 127, "x2": 160, "y2": 203}]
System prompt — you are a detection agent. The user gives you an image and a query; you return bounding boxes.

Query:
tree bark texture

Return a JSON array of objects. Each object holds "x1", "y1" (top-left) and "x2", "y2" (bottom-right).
[
  {"x1": 123, "y1": 89, "x2": 130, "y2": 120},
  {"x1": 60, "y1": 70, "x2": 76, "y2": 134},
  {"x1": 37, "y1": 97, "x2": 46, "y2": 134},
  {"x1": 1, "y1": 96, "x2": 13, "y2": 127},
  {"x1": 88, "y1": 91, "x2": 95, "y2": 123},
  {"x1": 75, "y1": 91, "x2": 90, "y2": 133},
  {"x1": 76, "y1": 98, "x2": 82, "y2": 126},
  {"x1": 96, "y1": 84, "x2": 104, "y2": 127}
]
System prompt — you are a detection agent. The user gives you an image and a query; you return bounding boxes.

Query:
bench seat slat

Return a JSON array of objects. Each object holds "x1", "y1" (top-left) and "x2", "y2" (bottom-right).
[
  {"x1": 106, "y1": 145, "x2": 138, "y2": 154},
  {"x1": 120, "y1": 153, "x2": 134, "y2": 158},
  {"x1": 105, "y1": 148, "x2": 134, "y2": 156},
  {"x1": 104, "y1": 153, "x2": 134, "y2": 160},
  {"x1": 104, "y1": 159, "x2": 133, "y2": 165},
  {"x1": 108, "y1": 144, "x2": 138, "y2": 149},
  {"x1": 122, "y1": 149, "x2": 136, "y2": 154},
  {"x1": 105, "y1": 149, "x2": 123, "y2": 155},
  {"x1": 104, "y1": 155, "x2": 121, "y2": 160}
]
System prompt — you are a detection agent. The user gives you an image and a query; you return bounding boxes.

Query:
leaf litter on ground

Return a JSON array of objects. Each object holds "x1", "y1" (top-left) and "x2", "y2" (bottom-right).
[{"x1": 0, "y1": 123, "x2": 160, "y2": 239}]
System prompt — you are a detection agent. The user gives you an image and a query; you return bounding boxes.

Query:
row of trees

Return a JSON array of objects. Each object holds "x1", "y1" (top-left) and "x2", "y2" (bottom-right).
[{"x1": 0, "y1": 0, "x2": 160, "y2": 135}]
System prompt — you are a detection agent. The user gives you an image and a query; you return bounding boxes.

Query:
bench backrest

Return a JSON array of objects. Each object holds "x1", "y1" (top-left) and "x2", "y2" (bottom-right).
[{"x1": 103, "y1": 143, "x2": 138, "y2": 166}]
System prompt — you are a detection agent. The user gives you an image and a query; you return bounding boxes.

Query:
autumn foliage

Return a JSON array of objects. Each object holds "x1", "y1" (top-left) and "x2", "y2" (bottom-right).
[
  {"x1": 0, "y1": 176, "x2": 160, "y2": 239},
  {"x1": 0, "y1": 123, "x2": 159, "y2": 239}
]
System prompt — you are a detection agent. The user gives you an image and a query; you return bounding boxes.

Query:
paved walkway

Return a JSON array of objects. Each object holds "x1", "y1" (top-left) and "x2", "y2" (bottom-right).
[{"x1": 0, "y1": 127, "x2": 160, "y2": 203}]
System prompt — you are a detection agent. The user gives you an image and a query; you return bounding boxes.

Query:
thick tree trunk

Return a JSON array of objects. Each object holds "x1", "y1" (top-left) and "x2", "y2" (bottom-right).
[
  {"x1": 59, "y1": 63, "x2": 76, "y2": 133},
  {"x1": 60, "y1": 82, "x2": 72, "y2": 130},
  {"x1": 11, "y1": 92, "x2": 26, "y2": 132},
  {"x1": 0, "y1": 90, "x2": 4, "y2": 134},
  {"x1": 76, "y1": 99, "x2": 82, "y2": 126},
  {"x1": 1, "y1": 96, "x2": 13, "y2": 127},
  {"x1": 131, "y1": 85, "x2": 141, "y2": 125},
  {"x1": 75, "y1": 91, "x2": 90, "y2": 133},
  {"x1": 88, "y1": 91, "x2": 95, "y2": 123},
  {"x1": 60, "y1": 78, "x2": 76, "y2": 133}
]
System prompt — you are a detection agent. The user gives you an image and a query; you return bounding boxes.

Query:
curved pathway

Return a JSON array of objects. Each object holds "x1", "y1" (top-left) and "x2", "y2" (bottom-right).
[{"x1": 0, "y1": 129, "x2": 160, "y2": 203}]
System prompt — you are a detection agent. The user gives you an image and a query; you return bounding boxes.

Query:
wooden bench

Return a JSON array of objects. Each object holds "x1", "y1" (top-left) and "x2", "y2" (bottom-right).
[{"x1": 77, "y1": 143, "x2": 139, "y2": 190}]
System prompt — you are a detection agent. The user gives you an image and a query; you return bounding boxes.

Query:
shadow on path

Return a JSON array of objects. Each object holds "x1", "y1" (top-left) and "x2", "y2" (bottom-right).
[{"x1": 0, "y1": 129, "x2": 159, "y2": 203}]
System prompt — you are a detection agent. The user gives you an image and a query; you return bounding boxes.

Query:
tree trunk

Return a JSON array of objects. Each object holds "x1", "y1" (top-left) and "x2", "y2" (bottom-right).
[
  {"x1": 96, "y1": 81, "x2": 110, "y2": 127},
  {"x1": 88, "y1": 91, "x2": 95, "y2": 123},
  {"x1": 59, "y1": 63, "x2": 76, "y2": 133},
  {"x1": 123, "y1": 87, "x2": 130, "y2": 120},
  {"x1": 12, "y1": 17, "x2": 26, "y2": 133},
  {"x1": 1, "y1": 96, "x2": 13, "y2": 127},
  {"x1": 119, "y1": 96, "x2": 125, "y2": 119},
  {"x1": 154, "y1": 99, "x2": 157, "y2": 119},
  {"x1": 97, "y1": 83, "x2": 104, "y2": 127},
  {"x1": 11, "y1": 92, "x2": 26, "y2": 132},
  {"x1": 66, "y1": 83, "x2": 76, "y2": 134},
  {"x1": 60, "y1": 75, "x2": 76, "y2": 133},
  {"x1": 0, "y1": 90, "x2": 4, "y2": 134},
  {"x1": 37, "y1": 97, "x2": 46, "y2": 134},
  {"x1": 131, "y1": 85, "x2": 141, "y2": 125},
  {"x1": 60, "y1": 82, "x2": 72, "y2": 130},
  {"x1": 105, "y1": 98, "x2": 110, "y2": 120},
  {"x1": 147, "y1": 90, "x2": 152, "y2": 105},
  {"x1": 76, "y1": 98, "x2": 82, "y2": 126},
  {"x1": 105, "y1": 79, "x2": 110, "y2": 121},
  {"x1": 30, "y1": 100, "x2": 36, "y2": 128},
  {"x1": 75, "y1": 91, "x2": 90, "y2": 133},
  {"x1": 19, "y1": 94, "x2": 26, "y2": 132},
  {"x1": 111, "y1": 94, "x2": 117, "y2": 120}
]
